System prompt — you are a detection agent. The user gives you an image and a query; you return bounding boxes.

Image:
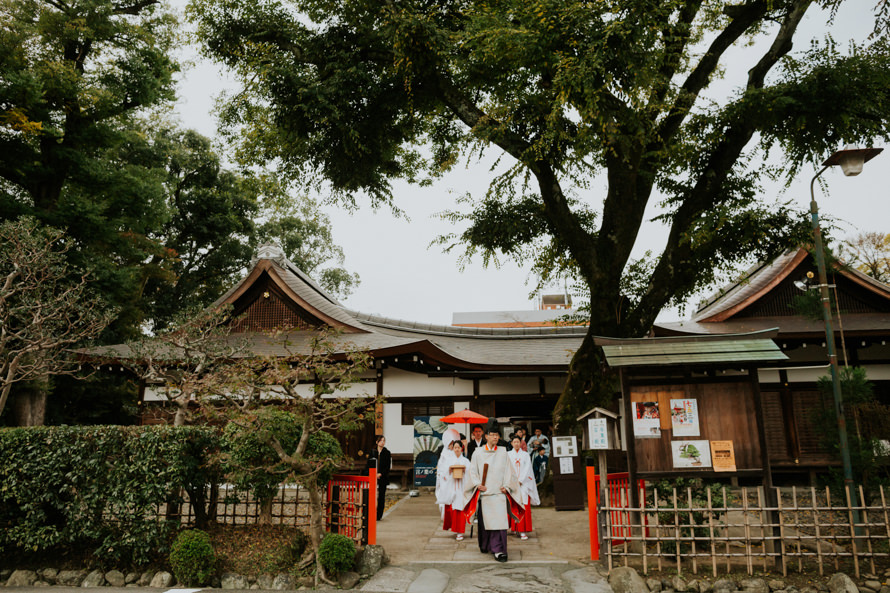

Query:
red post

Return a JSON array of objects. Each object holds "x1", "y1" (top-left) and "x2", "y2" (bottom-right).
[
  {"x1": 586, "y1": 463, "x2": 599, "y2": 561},
  {"x1": 368, "y1": 465, "x2": 377, "y2": 545}
]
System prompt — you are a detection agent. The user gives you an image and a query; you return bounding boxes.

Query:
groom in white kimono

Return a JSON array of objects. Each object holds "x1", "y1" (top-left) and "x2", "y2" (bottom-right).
[{"x1": 464, "y1": 418, "x2": 523, "y2": 562}]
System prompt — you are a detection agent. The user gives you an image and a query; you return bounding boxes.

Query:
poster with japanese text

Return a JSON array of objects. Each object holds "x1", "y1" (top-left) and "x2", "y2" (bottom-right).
[
  {"x1": 588, "y1": 417, "x2": 609, "y2": 450},
  {"x1": 710, "y1": 440, "x2": 737, "y2": 472},
  {"x1": 670, "y1": 398, "x2": 700, "y2": 437},
  {"x1": 633, "y1": 401, "x2": 661, "y2": 438},
  {"x1": 413, "y1": 416, "x2": 446, "y2": 487}
]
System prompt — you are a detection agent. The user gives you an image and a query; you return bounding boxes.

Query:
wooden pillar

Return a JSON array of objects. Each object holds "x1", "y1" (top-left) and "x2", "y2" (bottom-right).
[
  {"x1": 751, "y1": 366, "x2": 780, "y2": 565},
  {"x1": 621, "y1": 370, "x2": 638, "y2": 508}
]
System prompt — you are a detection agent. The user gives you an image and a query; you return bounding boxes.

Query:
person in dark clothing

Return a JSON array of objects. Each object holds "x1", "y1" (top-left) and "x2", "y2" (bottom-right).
[
  {"x1": 367, "y1": 435, "x2": 391, "y2": 520},
  {"x1": 467, "y1": 425, "x2": 485, "y2": 460}
]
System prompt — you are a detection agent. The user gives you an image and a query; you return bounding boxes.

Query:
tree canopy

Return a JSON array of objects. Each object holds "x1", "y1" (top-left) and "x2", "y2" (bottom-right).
[{"x1": 175, "y1": 0, "x2": 890, "y2": 423}]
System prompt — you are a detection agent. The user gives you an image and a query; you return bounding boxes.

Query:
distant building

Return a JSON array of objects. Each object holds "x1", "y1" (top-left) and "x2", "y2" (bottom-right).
[{"x1": 452, "y1": 294, "x2": 584, "y2": 328}]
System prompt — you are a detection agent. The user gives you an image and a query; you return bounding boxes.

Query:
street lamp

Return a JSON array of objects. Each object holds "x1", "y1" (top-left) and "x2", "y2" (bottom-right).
[{"x1": 809, "y1": 144, "x2": 882, "y2": 533}]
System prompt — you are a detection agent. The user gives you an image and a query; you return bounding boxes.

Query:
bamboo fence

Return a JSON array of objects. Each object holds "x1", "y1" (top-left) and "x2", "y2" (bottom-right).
[{"x1": 602, "y1": 484, "x2": 890, "y2": 578}]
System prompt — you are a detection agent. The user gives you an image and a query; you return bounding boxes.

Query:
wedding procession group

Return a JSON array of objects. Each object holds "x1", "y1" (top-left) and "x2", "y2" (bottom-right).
[{"x1": 434, "y1": 418, "x2": 540, "y2": 563}]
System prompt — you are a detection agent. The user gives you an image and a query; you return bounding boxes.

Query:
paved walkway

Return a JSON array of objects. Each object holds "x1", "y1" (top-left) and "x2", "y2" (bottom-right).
[{"x1": 362, "y1": 491, "x2": 613, "y2": 593}]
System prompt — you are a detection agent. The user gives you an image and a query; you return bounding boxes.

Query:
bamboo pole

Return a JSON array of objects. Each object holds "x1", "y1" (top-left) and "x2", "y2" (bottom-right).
[
  {"x1": 845, "y1": 484, "x2": 860, "y2": 578},
  {"x1": 688, "y1": 487, "x2": 697, "y2": 575},
  {"x1": 776, "y1": 487, "x2": 786, "y2": 576},
  {"x1": 811, "y1": 487, "x2": 824, "y2": 576},
  {"x1": 792, "y1": 486, "x2": 801, "y2": 573},
  {"x1": 860, "y1": 485, "x2": 874, "y2": 577},
  {"x1": 654, "y1": 488, "x2": 662, "y2": 572},
  {"x1": 641, "y1": 484, "x2": 648, "y2": 575},
  {"x1": 707, "y1": 487, "x2": 717, "y2": 578},
  {"x1": 674, "y1": 487, "x2": 681, "y2": 575},
  {"x1": 742, "y1": 487, "x2": 753, "y2": 575},
  {"x1": 759, "y1": 487, "x2": 768, "y2": 573},
  {"x1": 724, "y1": 487, "x2": 730, "y2": 575}
]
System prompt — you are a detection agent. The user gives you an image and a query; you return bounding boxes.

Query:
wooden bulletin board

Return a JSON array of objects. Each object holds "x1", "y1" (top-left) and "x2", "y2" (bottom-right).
[{"x1": 629, "y1": 381, "x2": 761, "y2": 475}]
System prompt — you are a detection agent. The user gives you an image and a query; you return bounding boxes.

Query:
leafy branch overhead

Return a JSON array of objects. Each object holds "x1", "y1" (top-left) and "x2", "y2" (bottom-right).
[{"x1": 190, "y1": 0, "x2": 890, "y2": 425}]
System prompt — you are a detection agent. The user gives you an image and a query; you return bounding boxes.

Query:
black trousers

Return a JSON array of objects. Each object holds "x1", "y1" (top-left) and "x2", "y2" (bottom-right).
[{"x1": 376, "y1": 477, "x2": 386, "y2": 520}]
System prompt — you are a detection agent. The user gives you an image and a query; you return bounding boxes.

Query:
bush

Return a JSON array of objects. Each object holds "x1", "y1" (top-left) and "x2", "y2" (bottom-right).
[
  {"x1": 317, "y1": 533, "x2": 355, "y2": 575},
  {"x1": 0, "y1": 425, "x2": 221, "y2": 565},
  {"x1": 170, "y1": 529, "x2": 216, "y2": 586}
]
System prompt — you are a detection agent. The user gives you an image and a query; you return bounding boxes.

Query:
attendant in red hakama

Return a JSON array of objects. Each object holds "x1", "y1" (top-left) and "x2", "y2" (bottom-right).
[
  {"x1": 436, "y1": 438, "x2": 471, "y2": 540},
  {"x1": 507, "y1": 435, "x2": 540, "y2": 540}
]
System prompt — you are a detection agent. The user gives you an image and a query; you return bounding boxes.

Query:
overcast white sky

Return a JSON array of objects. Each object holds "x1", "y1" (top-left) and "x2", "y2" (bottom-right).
[{"x1": 170, "y1": 2, "x2": 889, "y2": 326}]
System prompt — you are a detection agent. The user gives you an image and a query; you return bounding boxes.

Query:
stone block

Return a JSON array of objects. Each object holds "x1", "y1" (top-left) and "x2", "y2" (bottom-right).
[
  {"x1": 57, "y1": 570, "x2": 89, "y2": 587},
  {"x1": 609, "y1": 567, "x2": 649, "y2": 593},
  {"x1": 7, "y1": 570, "x2": 38, "y2": 587},
  {"x1": 149, "y1": 571, "x2": 173, "y2": 588},
  {"x1": 105, "y1": 570, "x2": 126, "y2": 587},
  {"x1": 81, "y1": 570, "x2": 106, "y2": 588}
]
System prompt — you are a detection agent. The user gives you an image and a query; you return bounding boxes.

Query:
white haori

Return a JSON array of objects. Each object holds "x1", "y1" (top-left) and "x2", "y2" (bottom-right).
[
  {"x1": 464, "y1": 444, "x2": 522, "y2": 530},
  {"x1": 435, "y1": 448, "x2": 471, "y2": 510},
  {"x1": 507, "y1": 448, "x2": 540, "y2": 506}
]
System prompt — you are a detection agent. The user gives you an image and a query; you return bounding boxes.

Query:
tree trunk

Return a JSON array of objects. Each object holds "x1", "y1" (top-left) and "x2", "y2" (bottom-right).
[
  {"x1": 306, "y1": 483, "x2": 332, "y2": 586},
  {"x1": 258, "y1": 496, "x2": 274, "y2": 525},
  {"x1": 174, "y1": 401, "x2": 187, "y2": 426},
  {"x1": 552, "y1": 331, "x2": 617, "y2": 434},
  {"x1": 12, "y1": 384, "x2": 48, "y2": 426}
]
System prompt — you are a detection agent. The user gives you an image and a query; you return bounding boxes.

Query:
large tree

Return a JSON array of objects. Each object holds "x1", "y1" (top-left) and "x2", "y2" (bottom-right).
[{"x1": 191, "y1": 0, "x2": 890, "y2": 427}]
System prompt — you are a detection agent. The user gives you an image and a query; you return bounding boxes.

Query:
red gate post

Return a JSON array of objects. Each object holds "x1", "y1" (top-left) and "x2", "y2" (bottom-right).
[
  {"x1": 368, "y1": 463, "x2": 377, "y2": 545},
  {"x1": 586, "y1": 459, "x2": 599, "y2": 561}
]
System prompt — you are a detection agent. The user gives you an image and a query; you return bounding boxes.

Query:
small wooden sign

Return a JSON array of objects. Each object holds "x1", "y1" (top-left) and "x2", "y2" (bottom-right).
[{"x1": 710, "y1": 440, "x2": 737, "y2": 472}]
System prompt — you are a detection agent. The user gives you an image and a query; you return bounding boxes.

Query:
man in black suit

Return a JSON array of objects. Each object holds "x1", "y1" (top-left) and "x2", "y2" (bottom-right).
[{"x1": 466, "y1": 424, "x2": 485, "y2": 459}]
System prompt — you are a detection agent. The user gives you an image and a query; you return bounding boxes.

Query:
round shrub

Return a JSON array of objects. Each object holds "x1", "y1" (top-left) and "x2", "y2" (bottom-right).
[
  {"x1": 169, "y1": 529, "x2": 216, "y2": 586},
  {"x1": 317, "y1": 533, "x2": 355, "y2": 575}
]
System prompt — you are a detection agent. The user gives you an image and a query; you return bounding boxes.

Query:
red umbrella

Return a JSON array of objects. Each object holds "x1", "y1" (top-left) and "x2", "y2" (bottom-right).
[{"x1": 439, "y1": 409, "x2": 488, "y2": 425}]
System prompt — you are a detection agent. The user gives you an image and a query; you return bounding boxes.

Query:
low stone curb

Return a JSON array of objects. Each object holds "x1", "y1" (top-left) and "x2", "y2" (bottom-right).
[
  {"x1": 608, "y1": 566, "x2": 890, "y2": 593},
  {"x1": 0, "y1": 544, "x2": 390, "y2": 590}
]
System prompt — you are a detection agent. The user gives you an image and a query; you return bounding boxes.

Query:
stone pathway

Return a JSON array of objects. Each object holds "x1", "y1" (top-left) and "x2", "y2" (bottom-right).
[
  {"x1": 360, "y1": 564, "x2": 611, "y2": 593},
  {"x1": 366, "y1": 491, "x2": 611, "y2": 592}
]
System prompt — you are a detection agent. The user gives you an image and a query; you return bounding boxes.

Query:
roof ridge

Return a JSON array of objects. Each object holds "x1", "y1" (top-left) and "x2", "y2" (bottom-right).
[{"x1": 346, "y1": 310, "x2": 589, "y2": 339}]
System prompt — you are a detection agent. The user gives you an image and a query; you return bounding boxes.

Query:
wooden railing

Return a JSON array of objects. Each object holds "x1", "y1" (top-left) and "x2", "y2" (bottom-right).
[{"x1": 602, "y1": 484, "x2": 890, "y2": 579}]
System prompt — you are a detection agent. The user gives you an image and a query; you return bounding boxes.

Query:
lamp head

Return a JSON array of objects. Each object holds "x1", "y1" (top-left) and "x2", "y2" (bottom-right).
[{"x1": 823, "y1": 145, "x2": 883, "y2": 177}]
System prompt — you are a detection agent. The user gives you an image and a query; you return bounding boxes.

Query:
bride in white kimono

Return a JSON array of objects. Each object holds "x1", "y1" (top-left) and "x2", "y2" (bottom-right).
[
  {"x1": 507, "y1": 435, "x2": 540, "y2": 540},
  {"x1": 436, "y1": 439, "x2": 471, "y2": 540}
]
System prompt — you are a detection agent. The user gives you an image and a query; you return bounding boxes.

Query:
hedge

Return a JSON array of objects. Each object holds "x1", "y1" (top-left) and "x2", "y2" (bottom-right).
[{"x1": 0, "y1": 425, "x2": 220, "y2": 565}]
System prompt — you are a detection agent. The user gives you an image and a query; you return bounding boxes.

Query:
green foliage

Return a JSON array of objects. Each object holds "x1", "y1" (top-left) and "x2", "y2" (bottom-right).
[
  {"x1": 169, "y1": 529, "x2": 217, "y2": 586},
  {"x1": 317, "y1": 533, "x2": 355, "y2": 576},
  {"x1": 223, "y1": 409, "x2": 344, "y2": 494},
  {"x1": 647, "y1": 478, "x2": 730, "y2": 555},
  {"x1": 0, "y1": 425, "x2": 221, "y2": 565},
  {"x1": 813, "y1": 366, "x2": 889, "y2": 501},
  {"x1": 190, "y1": 0, "x2": 890, "y2": 428}
]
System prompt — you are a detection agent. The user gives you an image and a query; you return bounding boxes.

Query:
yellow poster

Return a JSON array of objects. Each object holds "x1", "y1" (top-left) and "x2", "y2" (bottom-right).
[{"x1": 710, "y1": 440, "x2": 737, "y2": 472}]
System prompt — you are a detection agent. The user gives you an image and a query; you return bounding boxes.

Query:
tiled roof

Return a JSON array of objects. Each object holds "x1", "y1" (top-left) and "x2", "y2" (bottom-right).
[{"x1": 692, "y1": 250, "x2": 804, "y2": 322}]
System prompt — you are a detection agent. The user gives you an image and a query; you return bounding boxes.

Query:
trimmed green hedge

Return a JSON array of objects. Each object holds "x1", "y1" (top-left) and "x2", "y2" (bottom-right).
[{"x1": 0, "y1": 425, "x2": 220, "y2": 565}]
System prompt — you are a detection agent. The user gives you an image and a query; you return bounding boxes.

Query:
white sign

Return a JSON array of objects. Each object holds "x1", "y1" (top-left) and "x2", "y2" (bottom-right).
[
  {"x1": 588, "y1": 418, "x2": 609, "y2": 450},
  {"x1": 670, "y1": 398, "x2": 700, "y2": 437},
  {"x1": 552, "y1": 435, "x2": 578, "y2": 457},
  {"x1": 671, "y1": 440, "x2": 712, "y2": 468},
  {"x1": 559, "y1": 456, "x2": 574, "y2": 475}
]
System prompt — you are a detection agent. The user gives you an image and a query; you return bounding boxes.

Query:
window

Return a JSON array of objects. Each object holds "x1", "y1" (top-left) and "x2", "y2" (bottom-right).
[{"x1": 401, "y1": 401, "x2": 452, "y2": 425}]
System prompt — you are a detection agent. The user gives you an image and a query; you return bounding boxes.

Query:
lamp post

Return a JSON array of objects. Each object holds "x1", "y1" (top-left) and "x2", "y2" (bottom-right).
[{"x1": 809, "y1": 145, "x2": 882, "y2": 534}]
